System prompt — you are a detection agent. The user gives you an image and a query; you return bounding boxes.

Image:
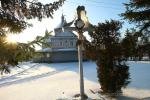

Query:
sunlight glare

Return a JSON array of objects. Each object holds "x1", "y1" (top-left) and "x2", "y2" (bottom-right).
[
  {"x1": 80, "y1": 11, "x2": 89, "y2": 28},
  {"x1": 6, "y1": 34, "x2": 18, "y2": 44}
]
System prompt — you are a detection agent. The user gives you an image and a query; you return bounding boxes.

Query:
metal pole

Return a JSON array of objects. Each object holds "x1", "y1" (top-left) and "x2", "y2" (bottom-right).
[{"x1": 78, "y1": 31, "x2": 85, "y2": 100}]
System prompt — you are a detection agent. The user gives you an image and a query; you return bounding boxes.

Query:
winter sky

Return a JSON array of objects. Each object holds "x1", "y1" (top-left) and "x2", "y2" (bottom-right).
[{"x1": 8, "y1": 0, "x2": 132, "y2": 43}]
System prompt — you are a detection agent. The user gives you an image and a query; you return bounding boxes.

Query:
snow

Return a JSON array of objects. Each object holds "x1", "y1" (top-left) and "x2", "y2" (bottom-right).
[
  {"x1": 122, "y1": 61, "x2": 150, "y2": 99},
  {"x1": 38, "y1": 48, "x2": 77, "y2": 52},
  {"x1": 0, "y1": 61, "x2": 150, "y2": 100}
]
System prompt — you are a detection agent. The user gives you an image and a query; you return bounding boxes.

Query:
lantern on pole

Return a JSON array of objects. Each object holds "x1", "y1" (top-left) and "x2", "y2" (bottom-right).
[{"x1": 74, "y1": 6, "x2": 88, "y2": 100}]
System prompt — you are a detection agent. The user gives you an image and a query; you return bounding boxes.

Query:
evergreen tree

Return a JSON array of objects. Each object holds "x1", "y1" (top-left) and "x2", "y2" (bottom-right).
[
  {"x1": 121, "y1": 29, "x2": 138, "y2": 60},
  {"x1": 121, "y1": 0, "x2": 150, "y2": 34},
  {"x1": 121, "y1": 0, "x2": 150, "y2": 60},
  {"x1": 84, "y1": 20, "x2": 130, "y2": 94},
  {"x1": 0, "y1": 31, "x2": 50, "y2": 74},
  {"x1": 0, "y1": 0, "x2": 65, "y2": 73},
  {"x1": 121, "y1": 0, "x2": 150, "y2": 42},
  {"x1": 0, "y1": 0, "x2": 65, "y2": 33}
]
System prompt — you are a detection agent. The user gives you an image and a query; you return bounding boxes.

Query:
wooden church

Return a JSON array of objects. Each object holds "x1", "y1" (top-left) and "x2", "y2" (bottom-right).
[{"x1": 36, "y1": 14, "x2": 79, "y2": 62}]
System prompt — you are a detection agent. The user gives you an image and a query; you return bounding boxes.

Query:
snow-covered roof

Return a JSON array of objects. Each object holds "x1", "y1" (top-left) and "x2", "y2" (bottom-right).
[
  {"x1": 54, "y1": 14, "x2": 76, "y2": 37},
  {"x1": 56, "y1": 14, "x2": 74, "y2": 29},
  {"x1": 37, "y1": 48, "x2": 77, "y2": 52},
  {"x1": 54, "y1": 29, "x2": 76, "y2": 37}
]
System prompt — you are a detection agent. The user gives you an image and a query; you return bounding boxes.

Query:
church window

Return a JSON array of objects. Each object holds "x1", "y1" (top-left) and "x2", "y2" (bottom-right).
[
  {"x1": 60, "y1": 42, "x2": 62, "y2": 46},
  {"x1": 46, "y1": 53, "x2": 50, "y2": 58},
  {"x1": 70, "y1": 41, "x2": 73, "y2": 46},
  {"x1": 65, "y1": 40, "x2": 67, "y2": 43}
]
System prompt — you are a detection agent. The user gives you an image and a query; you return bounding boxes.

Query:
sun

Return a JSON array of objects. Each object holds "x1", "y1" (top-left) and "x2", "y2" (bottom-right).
[{"x1": 6, "y1": 34, "x2": 18, "y2": 44}]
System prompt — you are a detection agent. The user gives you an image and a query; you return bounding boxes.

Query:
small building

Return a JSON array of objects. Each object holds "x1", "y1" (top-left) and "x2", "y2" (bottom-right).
[{"x1": 36, "y1": 15, "x2": 79, "y2": 63}]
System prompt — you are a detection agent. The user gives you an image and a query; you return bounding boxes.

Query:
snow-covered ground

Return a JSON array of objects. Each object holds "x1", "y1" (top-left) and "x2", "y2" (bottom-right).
[{"x1": 0, "y1": 61, "x2": 150, "y2": 100}]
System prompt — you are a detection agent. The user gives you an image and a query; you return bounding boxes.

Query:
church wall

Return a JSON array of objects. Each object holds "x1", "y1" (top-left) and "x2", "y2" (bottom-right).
[
  {"x1": 34, "y1": 50, "x2": 88, "y2": 63},
  {"x1": 49, "y1": 51, "x2": 78, "y2": 62}
]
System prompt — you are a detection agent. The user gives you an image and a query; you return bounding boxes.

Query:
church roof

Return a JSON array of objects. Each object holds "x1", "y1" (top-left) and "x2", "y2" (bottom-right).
[
  {"x1": 56, "y1": 14, "x2": 74, "y2": 28},
  {"x1": 57, "y1": 14, "x2": 66, "y2": 28},
  {"x1": 56, "y1": 14, "x2": 72, "y2": 28},
  {"x1": 54, "y1": 14, "x2": 76, "y2": 37}
]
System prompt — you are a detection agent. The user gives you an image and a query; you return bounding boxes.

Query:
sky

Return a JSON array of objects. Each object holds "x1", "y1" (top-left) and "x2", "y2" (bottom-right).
[{"x1": 8, "y1": 0, "x2": 133, "y2": 43}]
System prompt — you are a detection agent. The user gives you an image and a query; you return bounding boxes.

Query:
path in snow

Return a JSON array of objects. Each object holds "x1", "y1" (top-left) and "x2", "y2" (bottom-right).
[
  {"x1": 0, "y1": 62, "x2": 100, "y2": 100},
  {"x1": 0, "y1": 63, "x2": 78, "y2": 87}
]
